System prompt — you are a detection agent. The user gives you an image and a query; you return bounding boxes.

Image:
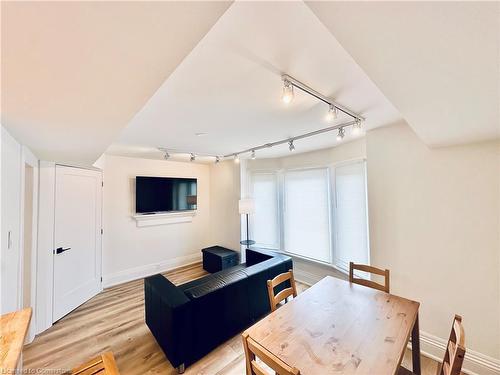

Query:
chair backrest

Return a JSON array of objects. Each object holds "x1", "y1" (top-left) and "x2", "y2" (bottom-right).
[
  {"x1": 242, "y1": 332, "x2": 300, "y2": 375},
  {"x1": 266, "y1": 270, "x2": 297, "y2": 312},
  {"x1": 72, "y1": 352, "x2": 120, "y2": 375},
  {"x1": 438, "y1": 315, "x2": 466, "y2": 375},
  {"x1": 349, "y1": 262, "x2": 390, "y2": 293}
]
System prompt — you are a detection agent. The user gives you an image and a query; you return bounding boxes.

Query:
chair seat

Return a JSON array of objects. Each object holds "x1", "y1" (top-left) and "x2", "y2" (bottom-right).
[{"x1": 397, "y1": 366, "x2": 415, "y2": 375}]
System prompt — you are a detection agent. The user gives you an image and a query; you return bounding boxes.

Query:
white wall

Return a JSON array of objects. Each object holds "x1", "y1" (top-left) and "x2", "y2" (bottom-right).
[
  {"x1": 209, "y1": 160, "x2": 241, "y2": 250},
  {"x1": 102, "y1": 155, "x2": 215, "y2": 286},
  {"x1": 245, "y1": 138, "x2": 366, "y2": 284},
  {"x1": 1, "y1": 126, "x2": 22, "y2": 313},
  {"x1": 366, "y1": 123, "x2": 500, "y2": 369},
  {"x1": 1, "y1": 126, "x2": 39, "y2": 342},
  {"x1": 247, "y1": 139, "x2": 366, "y2": 171}
]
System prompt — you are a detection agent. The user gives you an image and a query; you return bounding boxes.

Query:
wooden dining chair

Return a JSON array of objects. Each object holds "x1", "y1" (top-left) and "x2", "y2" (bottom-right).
[
  {"x1": 349, "y1": 262, "x2": 390, "y2": 293},
  {"x1": 399, "y1": 315, "x2": 465, "y2": 375},
  {"x1": 242, "y1": 332, "x2": 300, "y2": 375},
  {"x1": 267, "y1": 270, "x2": 297, "y2": 312},
  {"x1": 71, "y1": 352, "x2": 120, "y2": 374}
]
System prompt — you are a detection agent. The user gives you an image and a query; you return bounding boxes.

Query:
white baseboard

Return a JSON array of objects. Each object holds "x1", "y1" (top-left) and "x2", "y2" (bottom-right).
[
  {"x1": 417, "y1": 331, "x2": 500, "y2": 375},
  {"x1": 294, "y1": 273, "x2": 500, "y2": 375},
  {"x1": 102, "y1": 252, "x2": 202, "y2": 288}
]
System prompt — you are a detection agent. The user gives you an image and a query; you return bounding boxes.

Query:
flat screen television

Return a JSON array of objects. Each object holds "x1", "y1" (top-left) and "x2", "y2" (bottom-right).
[{"x1": 135, "y1": 176, "x2": 197, "y2": 214}]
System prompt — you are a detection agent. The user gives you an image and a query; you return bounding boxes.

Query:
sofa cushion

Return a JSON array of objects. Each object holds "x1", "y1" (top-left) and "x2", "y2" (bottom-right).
[
  {"x1": 178, "y1": 263, "x2": 246, "y2": 293},
  {"x1": 215, "y1": 263, "x2": 247, "y2": 277},
  {"x1": 183, "y1": 269, "x2": 247, "y2": 299}
]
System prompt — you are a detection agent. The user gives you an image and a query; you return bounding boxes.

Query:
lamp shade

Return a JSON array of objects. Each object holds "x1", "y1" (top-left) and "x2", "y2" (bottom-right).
[{"x1": 239, "y1": 199, "x2": 255, "y2": 214}]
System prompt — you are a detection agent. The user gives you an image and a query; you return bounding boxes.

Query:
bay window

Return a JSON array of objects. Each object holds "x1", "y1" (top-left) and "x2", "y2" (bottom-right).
[{"x1": 249, "y1": 159, "x2": 369, "y2": 271}]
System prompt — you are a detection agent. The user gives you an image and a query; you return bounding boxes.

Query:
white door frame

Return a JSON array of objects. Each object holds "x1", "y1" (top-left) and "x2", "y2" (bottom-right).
[
  {"x1": 36, "y1": 162, "x2": 102, "y2": 334},
  {"x1": 19, "y1": 146, "x2": 39, "y2": 342}
]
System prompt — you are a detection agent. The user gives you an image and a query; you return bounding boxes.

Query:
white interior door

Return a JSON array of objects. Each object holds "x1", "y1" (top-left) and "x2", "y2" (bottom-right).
[{"x1": 53, "y1": 165, "x2": 102, "y2": 322}]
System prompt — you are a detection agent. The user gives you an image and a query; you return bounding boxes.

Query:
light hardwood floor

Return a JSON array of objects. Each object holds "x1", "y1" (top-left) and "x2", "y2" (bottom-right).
[{"x1": 24, "y1": 262, "x2": 444, "y2": 374}]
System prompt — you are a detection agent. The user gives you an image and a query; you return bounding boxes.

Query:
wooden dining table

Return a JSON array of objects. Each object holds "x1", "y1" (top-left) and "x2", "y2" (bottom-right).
[
  {"x1": 245, "y1": 276, "x2": 421, "y2": 374},
  {"x1": 1, "y1": 308, "x2": 32, "y2": 372}
]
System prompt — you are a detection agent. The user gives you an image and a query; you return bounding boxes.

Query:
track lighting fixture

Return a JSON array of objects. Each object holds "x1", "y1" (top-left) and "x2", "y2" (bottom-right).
[
  {"x1": 352, "y1": 118, "x2": 362, "y2": 135},
  {"x1": 336, "y1": 127, "x2": 345, "y2": 141},
  {"x1": 279, "y1": 74, "x2": 364, "y2": 135},
  {"x1": 326, "y1": 104, "x2": 338, "y2": 122},
  {"x1": 161, "y1": 75, "x2": 365, "y2": 165},
  {"x1": 281, "y1": 79, "x2": 294, "y2": 104}
]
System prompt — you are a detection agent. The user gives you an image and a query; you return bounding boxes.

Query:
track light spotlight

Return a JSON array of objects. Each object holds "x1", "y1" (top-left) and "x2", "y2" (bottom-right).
[
  {"x1": 163, "y1": 151, "x2": 170, "y2": 160},
  {"x1": 336, "y1": 127, "x2": 345, "y2": 141},
  {"x1": 352, "y1": 118, "x2": 362, "y2": 135},
  {"x1": 166, "y1": 75, "x2": 364, "y2": 164},
  {"x1": 326, "y1": 104, "x2": 338, "y2": 122},
  {"x1": 281, "y1": 79, "x2": 294, "y2": 104}
]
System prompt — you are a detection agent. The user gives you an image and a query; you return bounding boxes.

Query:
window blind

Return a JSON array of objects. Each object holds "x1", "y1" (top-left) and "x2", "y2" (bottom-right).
[
  {"x1": 251, "y1": 173, "x2": 279, "y2": 249},
  {"x1": 334, "y1": 161, "x2": 369, "y2": 270},
  {"x1": 283, "y1": 168, "x2": 331, "y2": 262}
]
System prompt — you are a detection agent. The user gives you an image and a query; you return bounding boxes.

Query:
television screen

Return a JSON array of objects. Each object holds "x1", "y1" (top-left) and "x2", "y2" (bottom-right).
[{"x1": 135, "y1": 176, "x2": 197, "y2": 214}]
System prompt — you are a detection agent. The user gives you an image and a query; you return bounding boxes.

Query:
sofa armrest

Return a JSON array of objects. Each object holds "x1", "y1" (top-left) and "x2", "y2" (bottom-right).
[
  {"x1": 144, "y1": 274, "x2": 191, "y2": 368},
  {"x1": 245, "y1": 248, "x2": 273, "y2": 266},
  {"x1": 246, "y1": 247, "x2": 293, "y2": 266}
]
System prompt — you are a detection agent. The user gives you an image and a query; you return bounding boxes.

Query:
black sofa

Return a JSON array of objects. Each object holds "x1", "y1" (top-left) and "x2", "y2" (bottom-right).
[{"x1": 144, "y1": 248, "x2": 292, "y2": 373}]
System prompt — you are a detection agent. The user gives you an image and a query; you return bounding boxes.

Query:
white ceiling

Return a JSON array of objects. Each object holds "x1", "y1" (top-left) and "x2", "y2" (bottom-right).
[
  {"x1": 306, "y1": 1, "x2": 500, "y2": 147},
  {"x1": 110, "y1": 1, "x2": 402, "y2": 161},
  {"x1": 1, "y1": 1, "x2": 231, "y2": 165},
  {"x1": 2, "y1": 1, "x2": 498, "y2": 164}
]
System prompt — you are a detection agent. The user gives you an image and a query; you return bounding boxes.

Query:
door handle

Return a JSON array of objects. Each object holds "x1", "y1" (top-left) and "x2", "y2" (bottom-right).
[
  {"x1": 55, "y1": 247, "x2": 71, "y2": 254},
  {"x1": 7, "y1": 231, "x2": 12, "y2": 249}
]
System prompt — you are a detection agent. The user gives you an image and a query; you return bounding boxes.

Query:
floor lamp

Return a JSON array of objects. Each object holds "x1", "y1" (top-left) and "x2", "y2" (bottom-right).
[{"x1": 239, "y1": 199, "x2": 256, "y2": 246}]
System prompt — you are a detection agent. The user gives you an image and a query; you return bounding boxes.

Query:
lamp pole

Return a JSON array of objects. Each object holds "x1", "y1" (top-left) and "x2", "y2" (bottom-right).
[
  {"x1": 239, "y1": 199, "x2": 256, "y2": 246},
  {"x1": 240, "y1": 213, "x2": 255, "y2": 246}
]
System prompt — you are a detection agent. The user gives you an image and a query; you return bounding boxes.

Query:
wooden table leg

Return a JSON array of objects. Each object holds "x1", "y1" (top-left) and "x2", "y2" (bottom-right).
[{"x1": 411, "y1": 313, "x2": 421, "y2": 375}]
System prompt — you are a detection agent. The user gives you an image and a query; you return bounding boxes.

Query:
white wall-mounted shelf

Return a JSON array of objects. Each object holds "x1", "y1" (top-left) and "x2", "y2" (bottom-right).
[{"x1": 132, "y1": 211, "x2": 196, "y2": 227}]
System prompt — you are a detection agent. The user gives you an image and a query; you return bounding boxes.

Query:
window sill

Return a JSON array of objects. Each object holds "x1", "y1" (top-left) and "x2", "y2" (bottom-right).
[
  {"x1": 288, "y1": 253, "x2": 349, "y2": 276},
  {"x1": 254, "y1": 247, "x2": 349, "y2": 277}
]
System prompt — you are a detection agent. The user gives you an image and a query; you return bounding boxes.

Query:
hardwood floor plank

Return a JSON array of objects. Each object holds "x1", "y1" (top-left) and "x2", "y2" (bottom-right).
[{"x1": 23, "y1": 262, "x2": 445, "y2": 374}]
